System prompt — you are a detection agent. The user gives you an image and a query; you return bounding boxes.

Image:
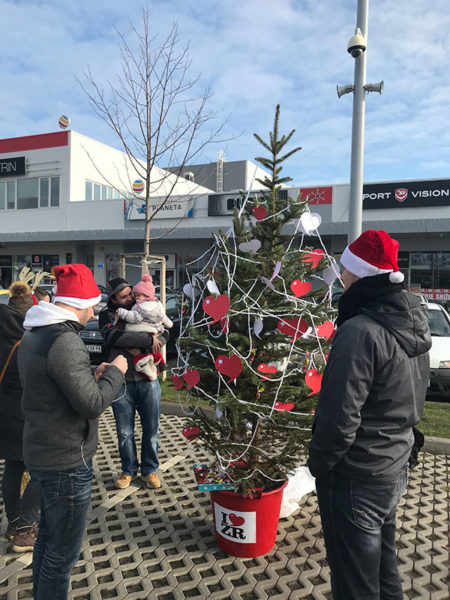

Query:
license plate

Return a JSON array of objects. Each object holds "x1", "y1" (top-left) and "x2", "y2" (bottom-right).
[{"x1": 86, "y1": 344, "x2": 102, "y2": 353}]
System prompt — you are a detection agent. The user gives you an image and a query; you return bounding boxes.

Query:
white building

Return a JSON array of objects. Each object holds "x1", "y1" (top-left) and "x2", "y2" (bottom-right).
[{"x1": 0, "y1": 130, "x2": 449, "y2": 299}]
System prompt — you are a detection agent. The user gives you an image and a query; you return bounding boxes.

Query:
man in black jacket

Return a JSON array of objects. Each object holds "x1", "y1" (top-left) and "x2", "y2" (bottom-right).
[
  {"x1": 99, "y1": 277, "x2": 168, "y2": 490},
  {"x1": 308, "y1": 230, "x2": 431, "y2": 600},
  {"x1": 19, "y1": 264, "x2": 127, "y2": 600}
]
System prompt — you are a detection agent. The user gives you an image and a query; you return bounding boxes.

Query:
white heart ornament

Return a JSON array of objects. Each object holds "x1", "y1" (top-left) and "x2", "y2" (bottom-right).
[
  {"x1": 206, "y1": 280, "x2": 220, "y2": 295},
  {"x1": 298, "y1": 212, "x2": 322, "y2": 235},
  {"x1": 323, "y1": 262, "x2": 341, "y2": 286},
  {"x1": 183, "y1": 283, "x2": 198, "y2": 299},
  {"x1": 238, "y1": 239, "x2": 261, "y2": 253}
]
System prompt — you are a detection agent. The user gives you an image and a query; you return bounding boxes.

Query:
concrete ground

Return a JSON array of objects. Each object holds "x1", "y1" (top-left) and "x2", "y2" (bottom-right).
[{"x1": 0, "y1": 408, "x2": 448, "y2": 600}]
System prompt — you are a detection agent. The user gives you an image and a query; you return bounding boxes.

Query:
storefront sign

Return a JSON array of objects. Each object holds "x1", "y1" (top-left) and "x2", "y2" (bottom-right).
[
  {"x1": 32, "y1": 255, "x2": 42, "y2": 265},
  {"x1": 299, "y1": 186, "x2": 332, "y2": 205},
  {"x1": 420, "y1": 288, "x2": 450, "y2": 301},
  {"x1": 125, "y1": 196, "x2": 194, "y2": 220},
  {"x1": 363, "y1": 179, "x2": 450, "y2": 209},
  {"x1": 0, "y1": 156, "x2": 26, "y2": 178}
]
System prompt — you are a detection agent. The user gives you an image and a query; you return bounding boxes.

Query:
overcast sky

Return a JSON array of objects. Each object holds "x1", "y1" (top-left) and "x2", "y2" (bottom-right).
[{"x1": 1, "y1": 0, "x2": 449, "y2": 187}]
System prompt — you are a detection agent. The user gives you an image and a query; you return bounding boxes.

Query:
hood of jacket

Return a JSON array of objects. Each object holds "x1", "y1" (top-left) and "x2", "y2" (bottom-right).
[
  {"x1": 23, "y1": 301, "x2": 82, "y2": 329},
  {"x1": 362, "y1": 290, "x2": 431, "y2": 358}
]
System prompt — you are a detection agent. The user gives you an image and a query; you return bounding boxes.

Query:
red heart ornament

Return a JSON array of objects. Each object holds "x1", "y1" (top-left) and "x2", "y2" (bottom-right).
[
  {"x1": 305, "y1": 369, "x2": 323, "y2": 396},
  {"x1": 229, "y1": 513, "x2": 245, "y2": 526},
  {"x1": 257, "y1": 364, "x2": 277, "y2": 374},
  {"x1": 220, "y1": 317, "x2": 229, "y2": 334},
  {"x1": 315, "y1": 320, "x2": 334, "y2": 341},
  {"x1": 277, "y1": 318, "x2": 309, "y2": 341},
  {"x1": 251, "y1": 206, "x2": 267, "y2": 220},
  {"x1": 203, "y1": 294, "x2": 230, "y2": 324},
  {"x1": 183, "y1": 369, "x2": 200, "y2": 389},
  {"x1": 215, "y1": 354, "x2": 243, "y2": 383},
  {"x1": 274, "y1": 402, "x2": 294, "y2": 412},
  {"x1": 290, "y1": 280, "x2": 312, "y2": 297},
  {"x1": 303, "y1": 249, "x2": 325, "y2": 268},
  {"x1": 172, "y1": 374, "x2": 184, "y2": 390},
  {"x1": 182, "y1": 426, "x2": 201, "y2": 442}
]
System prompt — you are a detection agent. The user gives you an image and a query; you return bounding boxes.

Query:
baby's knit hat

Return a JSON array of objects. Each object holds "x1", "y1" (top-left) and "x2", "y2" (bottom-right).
[
  {"x1": 8, "y1": 281, "x2": 34, "y2": 315},
  {"x1": 133, "y1": 274, "x2": 157, "y2": 301}
]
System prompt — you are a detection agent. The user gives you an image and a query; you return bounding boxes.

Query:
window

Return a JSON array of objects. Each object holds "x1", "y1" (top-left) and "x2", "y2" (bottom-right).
[
  {"x1": 85, "y1": 181, "x2": 92, "y2": 201},
  {"x1": 17, "y1": 178, "x2": 39, "y2": 209},
  {"x1": 0, "y1": 182, "x2": 5, "y2": 210},
  {"x1": 7, "y1": 181, "x2": 15, "y2": 209},
  {"x1": 101, "y1": 185, "x2": 107, "y2": 200},
  {"x1": 93, "y1": 183, "x2": 100, "y2": 201},
  {"x1": 40, "y1": 178, "x2": 49, "y2": 207},
  {"x1": 50, "y1": 177, "x2": 60, "y2": 207}
]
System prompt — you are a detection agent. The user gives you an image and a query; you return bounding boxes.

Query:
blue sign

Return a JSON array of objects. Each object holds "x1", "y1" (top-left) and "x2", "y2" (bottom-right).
[{"x1": 97, "y1": 263, "x2": 104, "y2": 269}]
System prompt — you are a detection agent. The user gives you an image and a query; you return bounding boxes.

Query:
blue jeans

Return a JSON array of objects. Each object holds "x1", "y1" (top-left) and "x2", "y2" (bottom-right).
[
  {"x1": 315, "y1": 468, "x2": 408, "y2": 600},
  {"x1": 112, "y1": 380, "x2": 161, "y2": 476},
  {"x1": 29, "y1": 461, "x2": 93, "y2": 600}
]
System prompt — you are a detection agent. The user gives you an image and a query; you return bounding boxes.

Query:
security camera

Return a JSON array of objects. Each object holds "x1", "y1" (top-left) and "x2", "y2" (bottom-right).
[{"x1": 347, "y1": 28, "x2": 367, "y2": 58}]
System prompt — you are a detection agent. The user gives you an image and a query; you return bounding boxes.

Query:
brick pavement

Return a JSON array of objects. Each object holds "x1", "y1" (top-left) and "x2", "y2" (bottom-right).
[{"x1": 0, "y1": 409, "x2": 448, "y2": 599}]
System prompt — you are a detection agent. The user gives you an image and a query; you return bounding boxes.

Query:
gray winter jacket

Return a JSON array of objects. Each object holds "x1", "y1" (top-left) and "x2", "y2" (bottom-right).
[
  {"x1": 308, "y1": 290, "x2": 431, "y2": 483},
  {"x1": 19, "y1": 320, "x2": 124, "y2": 472}
]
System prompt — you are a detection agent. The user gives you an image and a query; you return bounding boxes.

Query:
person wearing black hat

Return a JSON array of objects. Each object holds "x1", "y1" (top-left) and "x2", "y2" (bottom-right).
[
  {"x1": 308, "y1": 230, "x2": 431, "y2": 600},
  {"x1": 0, "y1": 282, "x2": 40, "y2": 553},
  {"x1": 99, "y1": 276, "x2": 169, "y2": 490}
]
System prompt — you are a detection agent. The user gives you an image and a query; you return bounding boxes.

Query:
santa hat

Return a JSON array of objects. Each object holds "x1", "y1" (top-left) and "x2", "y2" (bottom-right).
[
  {"x1": 340, "y1": 230, "x2": 405, "y2": 284},
  {"x1": 53, "y1": 264, "x2": 101, "y2": 309},
  {"x1": 133, "y1": 274, "x2": 157, "y2": 301}
]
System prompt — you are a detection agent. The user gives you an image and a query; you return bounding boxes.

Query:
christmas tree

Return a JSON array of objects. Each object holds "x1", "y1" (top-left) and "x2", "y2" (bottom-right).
[{"x1": 173, "y1": 106, "x2": 339, "y2": 494}]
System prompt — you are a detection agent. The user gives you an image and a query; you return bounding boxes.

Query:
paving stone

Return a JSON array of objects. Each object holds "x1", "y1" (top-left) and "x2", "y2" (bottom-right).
[{"x1": 0, "y1": 410, "x2": 448, "y2": 599}]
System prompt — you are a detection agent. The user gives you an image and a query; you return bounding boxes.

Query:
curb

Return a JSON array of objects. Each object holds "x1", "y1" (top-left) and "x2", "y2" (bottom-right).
[{"x1": 161, "y1": 401, "x2": 450, "y2": 456}]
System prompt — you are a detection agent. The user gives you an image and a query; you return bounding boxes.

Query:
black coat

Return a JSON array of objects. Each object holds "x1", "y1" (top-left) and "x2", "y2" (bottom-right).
[
  {"x1": 308, "y1": 290, "x2": 431, "y2": 483},
  {"x1": 0, "y1": 305, "x2": 26, "y2": 461}
]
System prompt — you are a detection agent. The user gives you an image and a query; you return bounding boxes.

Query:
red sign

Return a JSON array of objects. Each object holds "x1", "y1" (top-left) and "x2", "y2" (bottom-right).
[
  {"x1": 420, "y1": 289, "x2": 450, "y2": 301},
  {"x1": 299, "y1": 186, "x2": 332, "y2": 205},
  {"x1": 395, "y1": 188, "x2": 408, "y2": 202}
]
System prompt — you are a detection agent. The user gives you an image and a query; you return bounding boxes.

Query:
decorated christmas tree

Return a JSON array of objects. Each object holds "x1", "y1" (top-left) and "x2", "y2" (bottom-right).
[{"x1": 173, "y1": 106, "x2": 339, "y2": 494}]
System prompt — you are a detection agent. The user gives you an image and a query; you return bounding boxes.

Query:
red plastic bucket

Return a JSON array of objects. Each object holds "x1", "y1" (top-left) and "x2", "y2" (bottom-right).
[{"x1": 209, "y1": 481, "x2": 287, "y2": 557}]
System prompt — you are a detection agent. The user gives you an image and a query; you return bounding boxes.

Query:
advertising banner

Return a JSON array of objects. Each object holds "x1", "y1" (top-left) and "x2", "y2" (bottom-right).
[{"x1": 363, "y1": 179, "x2": 450, "y2": 209}]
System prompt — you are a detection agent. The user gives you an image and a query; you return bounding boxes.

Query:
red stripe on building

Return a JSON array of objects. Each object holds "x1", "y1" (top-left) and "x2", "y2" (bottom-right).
[{"x1": 0, "y1": 131, "x2": 69, "y2": 153}]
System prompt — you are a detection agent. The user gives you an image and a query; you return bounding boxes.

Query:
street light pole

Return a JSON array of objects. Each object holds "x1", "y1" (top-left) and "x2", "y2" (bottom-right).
[{"x1": 348, "y1": 0, "x2": 369, "y2": 243}]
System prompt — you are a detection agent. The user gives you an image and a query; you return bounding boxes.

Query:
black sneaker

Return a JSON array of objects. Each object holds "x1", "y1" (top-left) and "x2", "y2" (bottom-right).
[{"x1": 11, "y1": 523, "x2": 37, "y2": 553}]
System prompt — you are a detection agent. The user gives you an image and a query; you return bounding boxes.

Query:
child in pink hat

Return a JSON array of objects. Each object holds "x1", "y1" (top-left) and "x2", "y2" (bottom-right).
[{"x1": 117, "y1": 274, "x2": 173, "y2": 380}]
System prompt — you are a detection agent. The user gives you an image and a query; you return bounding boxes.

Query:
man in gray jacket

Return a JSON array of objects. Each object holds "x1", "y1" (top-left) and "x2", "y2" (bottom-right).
[
  {"x1": 308, "y1": 230, "x2": 431, "y2": 600},
  {"x1": 19, "y1": 264, "x2": 128, "y2": 600}
]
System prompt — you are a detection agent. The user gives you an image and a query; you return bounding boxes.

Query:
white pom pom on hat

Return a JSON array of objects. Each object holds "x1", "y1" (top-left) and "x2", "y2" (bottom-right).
[{"x1": 340, "y1": 230, "x2": 405, "y2": 283}]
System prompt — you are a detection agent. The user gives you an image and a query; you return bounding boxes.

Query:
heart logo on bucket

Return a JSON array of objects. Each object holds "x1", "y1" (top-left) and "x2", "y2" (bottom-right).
[
  {"x1": 229, "y1": 513, "x2": 245, "y2": 527},
  {"x1": 203, "y1": 294, "x2": 230, "y2": 324},
  {"x1": 214, "y1": 503, "x2": 256, "y2": 545},
  {"x1": 215, "y1": 355, "x2": 243, "y2": 383}
]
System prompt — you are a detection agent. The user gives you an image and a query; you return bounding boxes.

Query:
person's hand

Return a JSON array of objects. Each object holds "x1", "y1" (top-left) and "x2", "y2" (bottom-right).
[
  {"x1": 95, "y1": 362, "x2": 110, "y2": 381},
  {"x1": 152, "y1": 333, "x2": 162, "y2": 353},
  {"x1": 128, "y1": 348, "x2": 140, "y2": 357},
  {"x1": 111, "y1": 355, "x2": 128, "y2": 374}
]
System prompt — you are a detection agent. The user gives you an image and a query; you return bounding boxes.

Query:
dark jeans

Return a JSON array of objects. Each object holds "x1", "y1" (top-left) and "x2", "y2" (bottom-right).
[
  {"x1": 315, "y1": 468, "x2": 408, "y2": 600},
  {"x1": 112, "y1": 380, "x2": 161, "y2": 476},
  {"x1": 2, "y1": 459, "x2": 40, "y2": 527},
  {"x1": 29, "y1": 461, "x2": 93, "y2": 600}
]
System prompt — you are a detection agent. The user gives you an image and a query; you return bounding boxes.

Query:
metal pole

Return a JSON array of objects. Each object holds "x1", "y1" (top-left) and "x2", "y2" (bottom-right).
[{"x1": 348, "y1": 0, "x2": 369, "y2": 243}]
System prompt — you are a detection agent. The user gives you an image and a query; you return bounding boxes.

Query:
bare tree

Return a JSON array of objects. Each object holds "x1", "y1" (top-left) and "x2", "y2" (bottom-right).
[{"x1": 80, "y1": 9, "x2": 227, "y2": 273}]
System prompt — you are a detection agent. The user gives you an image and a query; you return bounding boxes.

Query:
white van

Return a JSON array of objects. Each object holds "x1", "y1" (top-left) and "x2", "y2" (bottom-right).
[{"x1": 426, "y1": 302, "x2": 450, "y2": 399}]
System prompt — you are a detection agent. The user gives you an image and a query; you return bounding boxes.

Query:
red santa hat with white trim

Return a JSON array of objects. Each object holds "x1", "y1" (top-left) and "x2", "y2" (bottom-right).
[
  {"x1": 340, "y1": 230, "x2": 405, "y2": 284},
  {"x1": 53, "y1": 264, "x2": 101, "y2": 309}
]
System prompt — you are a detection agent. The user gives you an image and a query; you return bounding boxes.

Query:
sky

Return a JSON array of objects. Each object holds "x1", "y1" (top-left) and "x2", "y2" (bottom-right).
[{"x1": 1, "y1": 0, "x2": 449, "y2": 187}]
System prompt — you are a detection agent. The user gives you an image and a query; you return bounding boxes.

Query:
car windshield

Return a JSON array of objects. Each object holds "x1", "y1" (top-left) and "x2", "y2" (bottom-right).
[{"x1": 427, "y1": 309, "x2": 450, "y2": 337}]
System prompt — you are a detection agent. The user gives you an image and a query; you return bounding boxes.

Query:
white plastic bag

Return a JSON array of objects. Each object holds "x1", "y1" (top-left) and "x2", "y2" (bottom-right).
[{"x1": 279, "y1": 466, "x2": 316, "y2": 518}]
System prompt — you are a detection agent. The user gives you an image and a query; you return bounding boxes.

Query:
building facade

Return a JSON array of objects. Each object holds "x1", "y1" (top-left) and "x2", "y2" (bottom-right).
[{"x1": 0, "y1": 131, "x2": 449, "y2": 300}]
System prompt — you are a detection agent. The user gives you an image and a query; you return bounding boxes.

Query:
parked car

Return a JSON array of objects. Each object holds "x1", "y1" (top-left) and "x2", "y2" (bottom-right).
[
  {"x1": 426, "y1": 302, "x2": 450, "y2": 400},
  {"x1": 80, "y1": 293, "x2": 181, "y2": 364}
]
